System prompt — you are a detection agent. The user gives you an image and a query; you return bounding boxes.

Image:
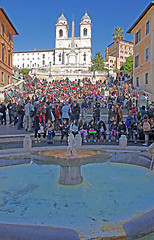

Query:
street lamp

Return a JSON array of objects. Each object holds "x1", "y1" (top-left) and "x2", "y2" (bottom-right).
[{"x1": 49, "y1": 61, "x2": 51, "y2": 77}]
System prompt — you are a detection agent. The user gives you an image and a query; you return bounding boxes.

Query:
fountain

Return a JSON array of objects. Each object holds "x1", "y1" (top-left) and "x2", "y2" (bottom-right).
[
  {"x1": 31, "y1": 133, "x2": 112, "y2": 185},
  {"x1": 0, "y1": 137, "x2": 154, "y2": 239}
]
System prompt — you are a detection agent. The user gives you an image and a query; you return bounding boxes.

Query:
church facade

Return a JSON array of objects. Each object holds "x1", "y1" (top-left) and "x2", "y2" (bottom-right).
[{"x1": 13, "y1": 12, "x2": 92, "y2": 71}]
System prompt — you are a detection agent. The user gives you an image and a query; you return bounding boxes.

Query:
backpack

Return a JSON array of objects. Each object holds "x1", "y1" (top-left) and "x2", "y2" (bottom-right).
[
  {"x1": 143, "y1": 121, "x2": 151, "y2": 132},
  {"x1": 125, "y1": 119, "x2": 130, "y2": 127}
]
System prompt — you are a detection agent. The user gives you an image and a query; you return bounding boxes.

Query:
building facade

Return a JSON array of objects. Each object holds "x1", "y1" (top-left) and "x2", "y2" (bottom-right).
[
  {"x1": 105, "y1": 40, "x2": 133, "y2": 70},
  {"x1": 0, "y1": 7, "x2": 18, "y2": 86},
  {"x1": 13, "y1": 49, "x2": 54, "y2": 69},
  {"x1": 127, "y1": 1, "x2": 154, "y2": 99},
  {"x1": 13, "y1": 12, "x2": 92, "y2": 71}
]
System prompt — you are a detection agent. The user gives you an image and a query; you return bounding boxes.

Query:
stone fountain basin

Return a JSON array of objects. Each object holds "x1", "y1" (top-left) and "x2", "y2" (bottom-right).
[{"x1": 31, "y1": 150, "x2": 112, "y2": 167}]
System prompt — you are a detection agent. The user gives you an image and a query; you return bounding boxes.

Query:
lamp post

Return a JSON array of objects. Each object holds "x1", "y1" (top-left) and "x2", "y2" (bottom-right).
[{"x1": 49, "y1": 61, "x2": 51, "y2": 77}]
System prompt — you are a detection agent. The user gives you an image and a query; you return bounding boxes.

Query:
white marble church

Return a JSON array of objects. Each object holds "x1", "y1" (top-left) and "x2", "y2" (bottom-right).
[
  {"x1": 13, "y1": 12, "x2": 108, "y2": 81},
  {"x1": 54, "y1": 12, "x2": 92, "y2": 68}
]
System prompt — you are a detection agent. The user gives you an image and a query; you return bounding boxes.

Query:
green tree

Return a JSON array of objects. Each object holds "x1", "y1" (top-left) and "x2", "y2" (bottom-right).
[
  {"x1": 113, "y1": 27, "x2": 124, "y2": 70},
  {"x1": 120, "y1": 55, "x2": 133, "y2": 75},
  {"x1": 91, "y1": 52, "x2": 105, "y2": 71},
  {"x1": 20, "y1": 68, "x2": 30, "y2": 75},
  {"x1": 113, "y1": 27, "x2": 124, "y2": 43}
]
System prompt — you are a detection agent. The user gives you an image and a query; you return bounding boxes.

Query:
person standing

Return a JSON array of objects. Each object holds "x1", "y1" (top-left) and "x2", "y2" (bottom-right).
[
  {"x1": 142, "y1": 114, "x2": 151, "y2": 146},
  {"x1": 1, "y1": 103, "x2": 7, "y2": 125},
  {"x1": 16, "y1": 101, "x2": 24, "y2": 130},
  {"x1": 62, "y1": 102, "x2": 70, "y2": 124},
  {"x1": 7, "y1": 100, "x2": 13, "y2": 124},
  {"x1": 24, "y1": 100, "x2": 34, "y2": 132}
]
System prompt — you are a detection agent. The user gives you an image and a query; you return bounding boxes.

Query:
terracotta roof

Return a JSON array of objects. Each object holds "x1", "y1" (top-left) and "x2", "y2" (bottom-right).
[
  {"x1": 127, "y1": 1, "x2": 154, "y2": 33},
  {"x1": 0, "y1": 7, "x2": 18, "y2": 35}
]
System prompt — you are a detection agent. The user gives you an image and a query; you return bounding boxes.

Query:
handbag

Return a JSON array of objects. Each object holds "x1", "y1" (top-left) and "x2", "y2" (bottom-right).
[{"x1": 38, "y1": 125, "x2": 44, "y2": 134}]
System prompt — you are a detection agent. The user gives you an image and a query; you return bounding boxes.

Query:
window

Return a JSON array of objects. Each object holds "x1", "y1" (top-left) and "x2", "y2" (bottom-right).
[
  {"x1": 110, "y1": 60, "x2": 113, "y2": 63},
  {"x1": 1, "y1": 72, "x2": 4, "y2": 82},
  {"x1": 43, "y1": 54, "x2": 45, "y2": 59},
  {"x1": 135, "y1": 30, "x2": 141, "y2": 44},
  {"x1": 2, "y1": 23, "x2": 4, "y2": 36},
  {"x1": 59, "y1": 29, "x2": 63, "y2": 37},
  {"x1": 120, "y1": 50, "x2": 123, "y2": 53},
  {"x1": 145, "y1": 73, "x2": 148, "y2": 84},
  {"x1": 2, "y1": 46, "x2": 4, "y2": 62},
  {"x1": 27, "y1": 64, "x2": 29, "y2": 67},
  {"x1": 32, "y1": 58, "x2": 34, "y2": 60},
  {"x1": 42, "y1": 60, "x2": 45, "y2": 65},
  {"x1": 135, "y1": 55, "x2": 139, "y2": 68},
  {"x1": 22, "y1": 58, "x2": 24, "y2": 60},
  {"x1": 84, "y1": 53, "x2": 86, "y2": 61},
  {"x1": 59, "y1": 53, "x2": 61, "y2": 61},
  {"x1": 27, "y1": 58, "x2": 29, "y2": 60},
  {"x1": 120, "y1": 56, "x2": 123, "y2": 59},
  {"x1": 22, "y1": 63, "x2": 24, "y2": 68},
  {"x1": 37, "y1": 64, "x2": 39, "y2": 67},
  {"x1": 8, "y1": 31, "x2": 11, "y2": 42},
  {"x1": 136, "y1": 77, "x2": 139, "y2": 87},
  {"x1": 146, "y1": 21, "x2": 149, "y2": 35},
  {"x1": 8, "y1": 53, "x2": 10, "y2": 66},
  {"x1": 145, "y1": 48, "x2": 149, "y2": 62},
  {"x1": 83, "y1": 28, "x2": 87, "y2": 36},
  {"x1": 38, "y1": 58, "x2": 40, "y2": 60},
  {"x1": 8, "y1": 75, "x2": 10, "y2": 84},
  {"x1": 125, "y1": 51, "x2": 128, "y2": 54},
  {"x1": 38, "y1": 53, "x2": 39, "y2": 55},
  {"x1": 22, "y1": 53, "x2": 24, "y2": 55}
]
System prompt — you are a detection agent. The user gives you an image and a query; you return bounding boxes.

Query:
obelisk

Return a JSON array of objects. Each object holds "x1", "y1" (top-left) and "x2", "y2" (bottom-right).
[
  {"x1": 69, "y1": 15, "x2": 76, "y2": 65},
  {"x1": 71, "y1": 15, "x2": 75, "y2": 48}
]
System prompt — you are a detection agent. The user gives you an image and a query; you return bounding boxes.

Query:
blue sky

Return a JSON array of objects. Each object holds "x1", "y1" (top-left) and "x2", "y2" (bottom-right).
[{"x1": 2, "y1": 0, "x2": 151, "y2": 58}]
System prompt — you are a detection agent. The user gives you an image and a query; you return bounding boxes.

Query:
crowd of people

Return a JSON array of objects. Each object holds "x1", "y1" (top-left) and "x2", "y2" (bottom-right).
[{"x1": 0, "y1": 75, "x2": 154, "y2": 146}]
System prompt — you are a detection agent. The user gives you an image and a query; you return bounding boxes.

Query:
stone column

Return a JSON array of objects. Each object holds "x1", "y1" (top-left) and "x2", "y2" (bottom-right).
[
  {"x1": 23, "y1": 135, "x2": 32, "y2": 152},
  {"x1": 58, "y1": 166, "x2": 83, "y2": 185},
  {"x1": 119, "y1": 135, "x2": 127, "y2": 149}
]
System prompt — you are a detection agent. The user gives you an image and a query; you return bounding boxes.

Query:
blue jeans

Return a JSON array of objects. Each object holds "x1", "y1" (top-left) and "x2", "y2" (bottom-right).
[
  {"x1": 88, "y1": 133, "x2": 96, "y2": 140},
  {"x1": 47, "y1": 134, "x2": 53, "y2": 142},
  {"x1": 133, "y1": 133, "x2": 138, "y2": 141},
  {"x1": 17, "y1": 115, "x2": 22, "y2": 129},
  {"x1": 98, "y1": 131, "x2": 106, "y2": 140},
  {"x1": 109, "y1": 131, "x2": 118, "y2": 141},
  {"x1": 128, "y1": 128, "x2": 132, "y2": 140}
]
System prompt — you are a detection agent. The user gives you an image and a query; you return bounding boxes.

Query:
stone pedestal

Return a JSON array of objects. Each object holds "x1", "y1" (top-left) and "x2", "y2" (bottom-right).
[
  {"x1": 58, "y1": 166, "x2": 83, "y2": 185},
  {"x1": 119, "y1": 135, "x2": 127, "y2": 149},
  {"x1": 75, "y1": 134, "x2": 82, "y2": 150},
  {"x1": 23, "y1": 135, "x2": 32, "y2": 152}
]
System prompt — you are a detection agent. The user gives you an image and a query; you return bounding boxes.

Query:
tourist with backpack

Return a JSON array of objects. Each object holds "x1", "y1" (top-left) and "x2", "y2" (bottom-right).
[
  {"x1": 142, "y1": 114, "x2": 151, "y2": 146},
  {"x1": 125, "y1": 114, "x2": 134, "y2": 141}
]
